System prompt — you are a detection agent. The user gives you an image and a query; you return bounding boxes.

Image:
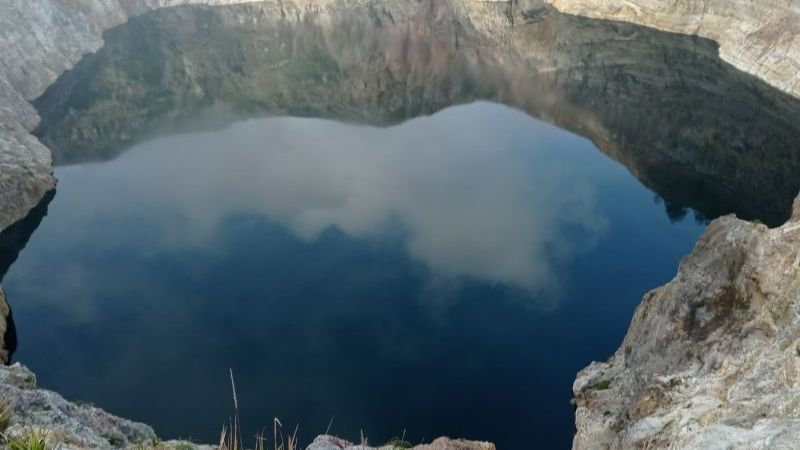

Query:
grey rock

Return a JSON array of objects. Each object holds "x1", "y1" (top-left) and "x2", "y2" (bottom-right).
[
  {"x1": 305, "y1": 435, "x2": 496, "y2": 450},
  {"x1": 0, "y1": 122, "x2": 55, "y2": 233},
  {"x1": 572, "y1": 194, "x2": 800, "y2": 449},
  {"x1": 0, "y1": 363, "x2": 157, "y2": 449}
]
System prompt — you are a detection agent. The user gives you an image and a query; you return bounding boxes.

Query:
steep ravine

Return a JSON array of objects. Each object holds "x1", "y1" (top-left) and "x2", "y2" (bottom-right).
[{"x1": 0, "y1": 1, "x2": 799, "y2": 450}]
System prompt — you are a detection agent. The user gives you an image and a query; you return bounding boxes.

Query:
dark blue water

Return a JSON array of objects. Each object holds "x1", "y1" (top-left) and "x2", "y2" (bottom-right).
[{"x1": 4, "y1": 102, "x2": 705, "y2": 448}]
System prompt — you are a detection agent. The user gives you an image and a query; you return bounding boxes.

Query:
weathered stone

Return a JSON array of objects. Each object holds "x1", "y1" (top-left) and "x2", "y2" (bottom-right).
[
  {"x1": 0, "y1": 122, "x2": 55, "y2": 232},
  {"x1": 573, "y1": 193, "x2": 800, "y2": 449},
  {"x1": 0, "y1": 381, "x2": 495, "y2": 450},
  {"x1": 0, "y1": 363, "x2": 157, "y2": 449}
]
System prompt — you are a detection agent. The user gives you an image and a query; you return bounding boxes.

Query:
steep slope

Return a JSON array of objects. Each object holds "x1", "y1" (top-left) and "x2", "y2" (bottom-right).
[{"x1": 573, "y1": 195, "x2": 800, "y2": 448}]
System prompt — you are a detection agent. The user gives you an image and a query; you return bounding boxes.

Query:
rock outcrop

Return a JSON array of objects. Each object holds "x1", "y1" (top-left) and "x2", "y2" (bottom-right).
[
  {"x1": 572, "y1": 194, "x2": 800, "y2": 449},
  {"x1": 0, "y1": 363, "x2": 494, "y2": 450},
  {"x1": 0, "y1": 363, "x2": 157, "y2": 448},
  {"x1": 307, "y1": 435, "x2": 495, "y2": 450}
]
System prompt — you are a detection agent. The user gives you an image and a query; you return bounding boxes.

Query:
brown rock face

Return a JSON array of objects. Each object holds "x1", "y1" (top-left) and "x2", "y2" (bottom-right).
[{"x1": 572, "y1": 194, "x2": 800, "y2": 449}]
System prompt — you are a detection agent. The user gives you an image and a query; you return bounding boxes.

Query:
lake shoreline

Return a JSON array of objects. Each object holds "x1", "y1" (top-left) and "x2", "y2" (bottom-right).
[
  {"x1": 0, "y1": 362, "x2": 496, "y2": 450},
  {"x1": 1, "y1": 1, "x2": 799, "y2": 449}
]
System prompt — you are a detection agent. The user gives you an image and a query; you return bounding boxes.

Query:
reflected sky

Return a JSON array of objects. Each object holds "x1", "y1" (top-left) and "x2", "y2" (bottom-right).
[
  {"x1": 32, "y1": 103, "x2": 609, "y2": 300},
  {"x1": 5, "y1": 102, "x2": 705, "y2": 449}
]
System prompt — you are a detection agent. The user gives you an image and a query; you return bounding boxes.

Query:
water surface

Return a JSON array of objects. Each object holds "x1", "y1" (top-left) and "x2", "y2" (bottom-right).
[
  {"x1": 4, "y1": 3, "x2": 800, "y2": 449},
  {"x1": 8, "y1": 103, "x2": 705, "y2": 449}
]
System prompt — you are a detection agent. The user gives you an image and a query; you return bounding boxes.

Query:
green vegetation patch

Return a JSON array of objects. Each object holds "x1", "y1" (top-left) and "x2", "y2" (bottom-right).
[
  {"x1": 589, "y1": 379, "x2": 612, "y2": 390},
  {"x1": 385, "y1": 437, "x2": 413, "y2": 448},
  {"x1": 7, "y1": 429, "x2": 56, "y2": 450}
]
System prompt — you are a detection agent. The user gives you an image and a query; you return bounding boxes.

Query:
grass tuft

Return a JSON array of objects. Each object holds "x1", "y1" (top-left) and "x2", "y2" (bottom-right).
[
  {"x1": 589, "y1": 379, "x2": 612, "y2": 390},
  {"x1": 7, "y1": 428, "x2": 56, "y2": 450},
  {"x1": 385, "y1": 437, "x2": 413, "y2": 449},
  {"x1": 0, "y1": 397, "x2": 12, "y2": 434},
  {"x1": 219, "y1": 369, "x2": 299, "y2": 450}
]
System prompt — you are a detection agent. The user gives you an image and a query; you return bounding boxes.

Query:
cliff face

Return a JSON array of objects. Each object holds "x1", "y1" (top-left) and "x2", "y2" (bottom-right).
[
  {"x1": 29, "y1": 2, "x2": 800, "y2": 226},
  {"x1": 573, "y1": 195, "x2": 800, "y2": 449},
  {"x1": 542, "y1": 0, "x2": 800, "y2": 99},
  {"x1": 3, "y1": 0, "x2": 800, "y2": 232}
]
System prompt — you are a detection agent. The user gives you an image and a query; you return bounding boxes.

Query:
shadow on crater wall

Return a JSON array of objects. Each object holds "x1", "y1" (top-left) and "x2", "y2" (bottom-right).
[
  {"x1": 0, "y1": 190, "x2": 54, "y2": 363},
  {"x1": 32, "y1": 2, "x2": 800, "y2": 226}
]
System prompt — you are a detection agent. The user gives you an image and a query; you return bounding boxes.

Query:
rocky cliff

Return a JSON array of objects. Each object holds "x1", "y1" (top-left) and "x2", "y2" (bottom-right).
[{"x1": 572, "y1": 195, "x2": 800, "y2": 448}]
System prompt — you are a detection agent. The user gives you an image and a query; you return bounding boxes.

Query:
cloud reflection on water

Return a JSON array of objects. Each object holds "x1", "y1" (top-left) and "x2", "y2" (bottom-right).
[{"x1": 52, "y1": 101, "x2": 608, "y2": 302}]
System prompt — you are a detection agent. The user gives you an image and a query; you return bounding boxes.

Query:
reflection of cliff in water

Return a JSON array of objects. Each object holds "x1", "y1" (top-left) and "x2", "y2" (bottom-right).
[
  {"x1": 33, "y1": 2, "x2": 800, "y2": 226},
  {"x1": 0, "y1": 190, "x2": 54, "y2": 363}
]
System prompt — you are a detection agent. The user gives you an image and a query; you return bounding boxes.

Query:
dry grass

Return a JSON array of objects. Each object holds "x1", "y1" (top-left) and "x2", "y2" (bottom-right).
[
  {"x1": 6, "y1": 428, "x2": 56, "y2": 450},
  {"x1": 218, "y1": 370, "x2": 299, "y2": 450},
  {"x1": 0, "y1": 397, "x2": 12, "y2": 434}
]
